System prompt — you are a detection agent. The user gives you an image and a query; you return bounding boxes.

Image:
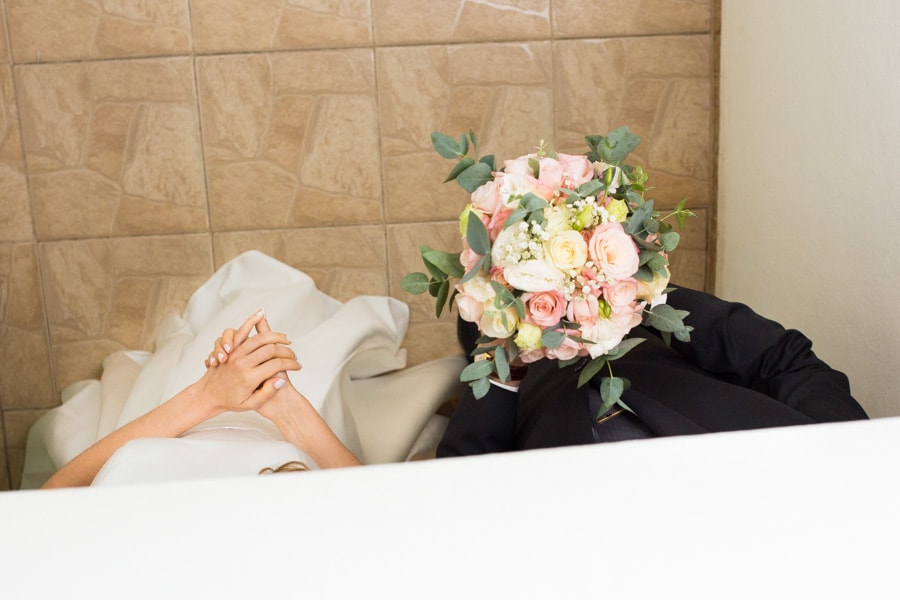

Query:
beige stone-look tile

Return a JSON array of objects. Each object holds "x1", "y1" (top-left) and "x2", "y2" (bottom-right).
[
  {"x1": 5, "y1": 0, "x2": 191, "y2": 63},
  {"x1": 553, "y1": 0, "x2": 711, "y2": 38},
  {"x1": 191, "y1": 0, "x2": 372, "y2": 54},
  {"x1": 40, "y1": 235, "x2": 213, "y2": 389},
  {"x1": 0, "y1": 65, "x2": 32, "y2": 242},
  {"x1": 214, "y1": 226, "x2": 389, "y2": 301},
  {"x1": 373, "y1": 0, "x2": 550, "y2": 45},
  {"x1": 378, "y1": 42, "x2": 555, "y2": 223},
  {"x1": 403, "y1": 321, "x2": 462, "y2": 367},
  {"x1": 0, "y1": 432, "x2": 9, "y2": 491},
  {"x1": 4, "y1": 409, "x2": 46, "y2": 491},
  {"x1": 17, "y1": 58, "x2": 208, "y2": 240},
  {"x1": 0, "y1": 244, "x2": 55, "y2": 410},
  {"x1": 0, "y1": 0, "x2": 9, "y2": 64},
  {"x1": 554, "y1": 35, "x2": 713, "y2": 209},
  {"x1": 198, "y1": 50, "x2": 382, "y2": 231}
]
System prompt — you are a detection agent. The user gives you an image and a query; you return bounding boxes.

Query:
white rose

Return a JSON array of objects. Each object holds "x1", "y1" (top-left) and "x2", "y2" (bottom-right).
[
  {"x1": 491, "y1": 225, "x2": 521, "y2": 269},
  {"x1": 503, "y1": 259, "x2": 565, "y2": 293},
  {"x1": 583, "y1": 317, "x2": 629, "y2": 358},
  {"x1": 545, "y1": 229, "x2": 588, "y2": 271}
]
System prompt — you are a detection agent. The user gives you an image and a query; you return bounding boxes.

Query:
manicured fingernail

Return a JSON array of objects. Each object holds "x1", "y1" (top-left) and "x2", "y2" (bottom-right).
[
  {"x1": 274, "y1": 378, "x2": 285, "y2": 390},
  {"x1": 209, "y1": 357, "x2": 217, "y2": 366},
  {"x1": 217, "y1": 353, "x2": 225, "y2": 362},
  {"x1": 224, "y1": 344, "x2": 231, "y2": 353},
  {"x1": 256, "y1": 308, "x2": 265, "y2": 317},
  {"x1": 284, "y1": 335, "x2": 292, "y2": 343}
]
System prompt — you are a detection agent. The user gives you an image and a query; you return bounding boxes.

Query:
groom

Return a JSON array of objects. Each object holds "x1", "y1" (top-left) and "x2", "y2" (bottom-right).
[{"x1": 436, "y1": 286, "x2": 868, "y2": 457}]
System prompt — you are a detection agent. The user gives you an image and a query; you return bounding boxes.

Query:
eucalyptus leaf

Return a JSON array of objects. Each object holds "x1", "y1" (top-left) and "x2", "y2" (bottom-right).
[
  {"x1": 469, "y1": 129, "x2": 479, "y2": 155},
  {"x1": 472, "y1": 377, "x2": 491, "y2": 400},
  {"x1": 444, "y1": 157, "x2": 475, "y2": 183},
  {"x1": 521, "y1": 193, "x2": 549, "y2": 212},
  {"x1": 435, "y1": 279, "x2": 450, "y2": 318},
  {"x1": 645, "y1": 303, "x2": 690, "y2": 333},
  {"x1": 457, "y1": 162, "x2": 494, "y2": 193},
  {"x1": 659, "y1": 231, "x2": 680, "y2": 252},
  {"x1": 594, "y1": 127, "x2": 642, "y2": 164},
  {"x1": 495, "y1": 346, "x2": 510, "y2": 383},
  {"x1": 431, "y1": 131, "x2": 459, "y2": 159},
  {"x1": 541, "y1": 329, "x2": 566, "y2": 349},
  {"x1": 466, "y1": 213, "x2": 492, "y2": 255},
  {"x1": 577, "y1": 356, "x2": 607, "y2": 388},
  {"x1": 423, "y1": 249, "x2": 464, "y2": 278},
  {"x1": 605, "y1": 337, "x2": 646, "y2": 361},
  {"x1": 577, "y1": 179, "x2": 604, "y2": 197},
  {"x1": 625, "y1": 199, "x2": 654, "y2": 235},
  {"x1": 458, "y1": 133, "x2": 469, "y2": 157},
  {"x1": 599, "y1": 376, "x2": 626, "y2": 407},
  {"x1": 400, "y1": 272, "x2": 430, "y2": 295},
  {"x1": 460, "y1": 359, "x2": 495, "y2": 382},
  {"x1": 479, "y1": 155, "x2": 496, "y2": 171}
]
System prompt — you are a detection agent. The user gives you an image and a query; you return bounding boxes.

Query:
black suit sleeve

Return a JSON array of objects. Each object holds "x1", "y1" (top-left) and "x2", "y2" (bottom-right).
[
  {"x1": 663, "y1": 286, "x2": 868, "y2": 422},
  {"x1": 436, "y1": 381, "x2": 519, "y2": 457}
]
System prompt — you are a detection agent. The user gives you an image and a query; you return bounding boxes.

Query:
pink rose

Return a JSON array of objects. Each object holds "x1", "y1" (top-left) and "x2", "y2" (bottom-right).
[
  {"x1": 556, "y1": 153, "x2": 595, "y2": 187},
  {"x1": 545, "y1": 335, "x2": 582, "y2": 361},
  {"x1": 523, "y1": 289, "x2": 567, "y2": 327},
  {"x1": 536, "y1": 157, "x2": 564, "y2": 190},
  {"x1": 603, "y1": 278, "x2": 639, "y2": 308},
  {"x1": 486, "y1": 207, "x2": 514, "y2": 241},
  {"x1": 588, "y1": 222, "x2": 640, "y2": 280},
  {"x1": 518, "y1": 348, "x2": 548, "y2": 364},
  {"x1": 460, "y1": 245, "x2": 481, "y2": 272},
  {"x1": 566, "y1": 295, "x2": 599, "y2": 327},
  {"x1": 503, "y1": 154, "x2": 535, "y2": 177},
  {"x1": 470, "y1": 179, "x2": 503, "y2": 215}
]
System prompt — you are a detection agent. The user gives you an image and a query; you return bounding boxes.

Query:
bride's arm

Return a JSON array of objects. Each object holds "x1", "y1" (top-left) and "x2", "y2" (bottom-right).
[{"x1": 42, "y1": 318, "x2": 299, "y2": 489}]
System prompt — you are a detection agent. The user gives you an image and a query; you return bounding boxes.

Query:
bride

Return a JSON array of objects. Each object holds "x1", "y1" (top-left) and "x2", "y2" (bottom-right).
[
  {"x1": 42, "y1": 309, "x2": 360, "y2": 488},
  {"x1": 25, "y1": 251, "x2": 464, "y2": 489}
]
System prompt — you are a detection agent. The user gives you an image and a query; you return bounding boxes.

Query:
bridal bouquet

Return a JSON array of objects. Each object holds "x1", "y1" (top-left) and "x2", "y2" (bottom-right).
[{"x1": 402, "y1": 127, "x2": 694, "y2": 412}]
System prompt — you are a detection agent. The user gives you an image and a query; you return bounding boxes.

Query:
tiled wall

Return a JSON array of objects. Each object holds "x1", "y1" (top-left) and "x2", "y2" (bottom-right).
[{"x1": 0, "y1": 0, "x2": 718, "y2": 490}]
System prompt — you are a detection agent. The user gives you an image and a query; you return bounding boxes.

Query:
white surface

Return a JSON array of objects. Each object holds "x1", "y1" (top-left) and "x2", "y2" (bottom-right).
[
  {"x1": 718, "y1": 0, "x2": 900, "y2": 418},
  {"x1": 3, "y1": 417, "x2": 898, "y2": 599}
]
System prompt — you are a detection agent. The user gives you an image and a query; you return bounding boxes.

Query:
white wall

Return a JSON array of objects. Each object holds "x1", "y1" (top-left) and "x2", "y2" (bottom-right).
[{"x1": 718, "y1": 0, "x2": 900, "y2": 417}]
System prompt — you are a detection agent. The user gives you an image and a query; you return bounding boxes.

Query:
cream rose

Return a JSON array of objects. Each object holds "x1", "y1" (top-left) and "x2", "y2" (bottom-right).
[
  {"x1": 455, "y1": 293, "x2": 485, "y2": 323},
  {"x1": 459, "y1": 271, "x2": 496, "y2": 303},
  {"x1": 480, "y1": 306, "x2": 519, "y2": 339},
  {"x1": 546, "y1": 229, "x2": 588, "y2": 271},
  {"x1": 636, "y1": 266, "x2": 670, "y2": 303}
]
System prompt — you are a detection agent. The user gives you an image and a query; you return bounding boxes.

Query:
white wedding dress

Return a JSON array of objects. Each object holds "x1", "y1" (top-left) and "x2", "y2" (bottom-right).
[{"x1": 22, "y1": 251, "x2": 465, "y2": 488}]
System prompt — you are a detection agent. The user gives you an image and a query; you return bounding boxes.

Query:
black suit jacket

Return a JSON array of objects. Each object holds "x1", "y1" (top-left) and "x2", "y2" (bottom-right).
[{"x1": 437, "y1": 287, "x2": 868, "y2": 457}]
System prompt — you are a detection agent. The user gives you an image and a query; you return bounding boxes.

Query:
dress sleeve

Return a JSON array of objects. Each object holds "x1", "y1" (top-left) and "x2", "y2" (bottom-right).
[{"x1": 663, "y1": 286, "x2": 868, "y2": 423}]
